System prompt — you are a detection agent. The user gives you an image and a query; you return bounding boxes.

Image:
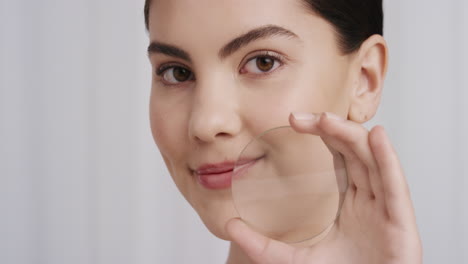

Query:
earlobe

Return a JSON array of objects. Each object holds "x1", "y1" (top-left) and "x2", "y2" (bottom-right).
[{"x1": 348, "y1": 35, "x2": 388, "y2": 123}]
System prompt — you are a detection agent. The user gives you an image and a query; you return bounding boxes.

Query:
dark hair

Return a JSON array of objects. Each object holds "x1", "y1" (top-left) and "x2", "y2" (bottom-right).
[{"x1": 144, "y1": 0, "x2": 383, "y2": 54}]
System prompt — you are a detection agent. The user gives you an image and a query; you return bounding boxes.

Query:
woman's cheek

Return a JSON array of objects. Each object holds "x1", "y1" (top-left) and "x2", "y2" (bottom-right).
[
  {"x1": 239, "y1": 70, "x2": 318, "y2": 128},
  {"x1": 150, "y1": 106, "x2": 192, "y2": 196},
  {"x1": 150, "y1": 115, "x2": 170, "y2": 152},
  {"x1": 150, "y1": 101, "x2": 185, "y2": 159}
]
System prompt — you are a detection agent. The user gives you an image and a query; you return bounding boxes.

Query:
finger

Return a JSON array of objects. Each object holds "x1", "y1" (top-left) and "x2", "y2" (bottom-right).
[
  {"x1": 225, "y1": 218, "x2": 295, "y2": 264},
  {"x1": 369, "y1": 126, "x2": 415, "y2": 223},
  {"x1": 290, "y1": 112, "x2": 382, "y2": 198},
  {"x1": 317, "y1": 112, "x2": 383, "y2": 199},
  {"x1": 330, "y1": 150, "x2": 349, "y2": 194},
  {"x1": 289, "y1": 113, "x2": 356, "y2": 191}
]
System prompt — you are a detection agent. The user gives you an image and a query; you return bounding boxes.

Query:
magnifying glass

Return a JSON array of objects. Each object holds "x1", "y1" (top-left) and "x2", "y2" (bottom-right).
[{"x1": 232, "y1": 126, "x2": 348, "y2": 244}]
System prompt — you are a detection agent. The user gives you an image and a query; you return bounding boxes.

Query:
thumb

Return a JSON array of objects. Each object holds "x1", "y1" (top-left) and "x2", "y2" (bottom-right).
[{"x1": 225, "y1": 218, "x2": 295, "y2": 264}]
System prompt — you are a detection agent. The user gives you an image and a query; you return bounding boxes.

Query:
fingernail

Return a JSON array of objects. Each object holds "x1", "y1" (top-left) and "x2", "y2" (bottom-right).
[
  {"x1": 323, "y1": 112, "x2": 345, "y2": 121},
  {"x1": 292, "y1": 112, "x2": 318, "y2": 121}
]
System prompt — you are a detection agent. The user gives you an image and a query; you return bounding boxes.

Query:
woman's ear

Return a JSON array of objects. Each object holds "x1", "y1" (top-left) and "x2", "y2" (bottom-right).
[{"x1": 347, "y1": 34, "x2": 388, "y2": 123}]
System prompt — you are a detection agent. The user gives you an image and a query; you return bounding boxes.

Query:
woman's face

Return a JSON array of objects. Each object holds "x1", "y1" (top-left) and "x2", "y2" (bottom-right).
[{"x1": 148, "y1": 0, "x2": 357, "y2": 240}]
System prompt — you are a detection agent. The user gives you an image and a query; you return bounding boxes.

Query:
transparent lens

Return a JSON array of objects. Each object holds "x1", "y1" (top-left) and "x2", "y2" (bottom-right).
[{"x1": 232, "y1": 126, "x2": 347, "y2": 243}]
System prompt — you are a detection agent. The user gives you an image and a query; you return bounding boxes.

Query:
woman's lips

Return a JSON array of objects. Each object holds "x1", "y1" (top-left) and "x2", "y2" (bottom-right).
[{"x1": 194, "y1": 158, "x2": 261, "y2": 190}]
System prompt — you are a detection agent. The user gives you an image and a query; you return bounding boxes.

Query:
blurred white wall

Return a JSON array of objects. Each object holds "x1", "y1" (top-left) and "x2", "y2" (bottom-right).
[{"x1": 0, "y1": 0, "x2": 466, "y2": 263}]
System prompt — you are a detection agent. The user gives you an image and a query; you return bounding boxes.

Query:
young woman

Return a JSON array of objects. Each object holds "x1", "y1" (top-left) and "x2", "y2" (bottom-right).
[{"x1": 144, "y1": 0, "x2": 423, "y2": 263}]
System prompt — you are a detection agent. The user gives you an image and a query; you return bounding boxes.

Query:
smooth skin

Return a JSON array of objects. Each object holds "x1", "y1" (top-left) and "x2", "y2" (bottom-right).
[{"x1": 147, "y1": 0, "x2": 422, "y2": 263}]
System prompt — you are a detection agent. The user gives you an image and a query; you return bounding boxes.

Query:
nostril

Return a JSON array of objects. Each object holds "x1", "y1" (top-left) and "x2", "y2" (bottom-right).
[
  {"x1": 188, "y1": 108, "x2": 242, "y2": 143},
  {"x1": 215, "y1": 132, "x2": 232, "y2": 138}
]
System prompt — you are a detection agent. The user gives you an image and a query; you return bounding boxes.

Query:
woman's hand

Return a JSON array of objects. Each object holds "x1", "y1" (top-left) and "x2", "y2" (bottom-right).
[{"x1": 226, "y1": 112, "x2": 422, "y2": 264}]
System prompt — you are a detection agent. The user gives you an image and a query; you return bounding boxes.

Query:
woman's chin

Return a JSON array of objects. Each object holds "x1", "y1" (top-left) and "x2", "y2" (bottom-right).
[{"x1": 197, "y1": 203, "x2": 239, "y2": 241}]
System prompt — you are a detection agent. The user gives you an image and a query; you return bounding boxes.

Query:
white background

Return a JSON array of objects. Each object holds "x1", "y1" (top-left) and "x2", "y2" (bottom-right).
[{"x1": 0, "y1": 0, "x2": 466, "y2": 263}]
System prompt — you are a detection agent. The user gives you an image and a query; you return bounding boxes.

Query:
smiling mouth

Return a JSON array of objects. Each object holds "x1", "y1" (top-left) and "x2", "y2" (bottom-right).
[{"x1": 193, "y1": 156, "x2": 263, "y2": 190}]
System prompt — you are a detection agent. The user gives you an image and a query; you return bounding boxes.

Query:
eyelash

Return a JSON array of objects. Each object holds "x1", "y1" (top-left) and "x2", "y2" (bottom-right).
[
  {"x1": 240, "y1": 51, "x2": 286, "y2": 76},
  {"x1": 154, "y1": 50, "x2": 286, "y2": 85},
  {"x1": 156, "y1": 63, "x2": 187, "y2": 76}
]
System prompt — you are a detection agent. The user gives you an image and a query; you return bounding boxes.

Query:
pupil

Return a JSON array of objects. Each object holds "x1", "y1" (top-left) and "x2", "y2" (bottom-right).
[
  {"x1": 173, "y1": 67, "x2": 190, "y2": 81},
  {"x1": 256, "y1": 57, "x2": 274, "y2": 72}
]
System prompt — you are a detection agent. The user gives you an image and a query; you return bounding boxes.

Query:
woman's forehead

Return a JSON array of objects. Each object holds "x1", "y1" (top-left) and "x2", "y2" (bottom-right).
[
  {"x1": 147, "y1": 0, "x2": 327, "y2": 56},
  {"x1": 148, "y1": 0, "x2": 313, "y2": 40}
]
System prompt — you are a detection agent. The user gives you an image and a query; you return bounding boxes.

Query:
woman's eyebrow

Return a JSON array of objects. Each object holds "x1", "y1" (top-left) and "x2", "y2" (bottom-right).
[
  {"x1": 218, "y1": 25, "x2": 300, "y2": 59},
  {"x1": 147, "y1": 25, "x2": 300, "y2": 62},
  {"x1": 147, "y1": 42, "x2": 192, "y2": 62}
]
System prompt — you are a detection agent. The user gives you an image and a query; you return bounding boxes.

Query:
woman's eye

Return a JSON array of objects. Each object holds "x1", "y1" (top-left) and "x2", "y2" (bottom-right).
[
  {"x1": 160, "y1": 66, "x2": 193, "y2": 84},
  {"x1": 242, "y1": 56, "x2": 281, "y2": 74}
]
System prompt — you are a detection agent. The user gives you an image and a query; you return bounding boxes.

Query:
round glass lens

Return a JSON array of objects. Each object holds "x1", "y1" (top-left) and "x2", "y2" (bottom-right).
[{"x1": 232, "y1": 126, "x2": 347, "y2": 243}]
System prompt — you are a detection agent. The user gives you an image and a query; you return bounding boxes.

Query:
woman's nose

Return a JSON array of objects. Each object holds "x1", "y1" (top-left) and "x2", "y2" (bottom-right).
[{"x1": 188, "y1": 83, "x2": 242, "y2": 143}]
